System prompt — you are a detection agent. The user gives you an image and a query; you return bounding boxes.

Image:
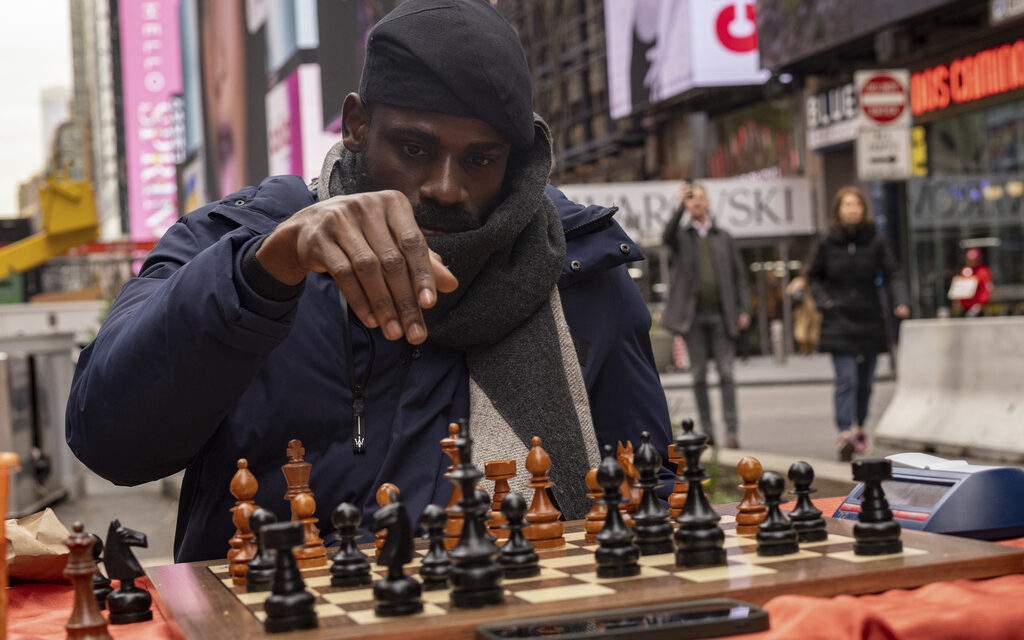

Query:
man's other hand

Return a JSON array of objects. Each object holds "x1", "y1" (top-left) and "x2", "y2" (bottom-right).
[{"x1": 256, "y1": 190, "x2": 459, "y2": 345}]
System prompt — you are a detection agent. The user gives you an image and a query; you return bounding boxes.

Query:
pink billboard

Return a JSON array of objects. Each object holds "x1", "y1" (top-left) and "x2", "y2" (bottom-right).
[{"x1": 119, "y1": 0, "x2": 183, "y2": 242}]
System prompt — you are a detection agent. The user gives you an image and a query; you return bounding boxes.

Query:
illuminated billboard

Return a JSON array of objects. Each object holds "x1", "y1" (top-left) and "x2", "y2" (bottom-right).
[
  {"x1": 118, "y1": 0, "x2": 183, "y2": 242},
  {"x1": 605, "y1": 0, "x2": 769, "y2": 119}
]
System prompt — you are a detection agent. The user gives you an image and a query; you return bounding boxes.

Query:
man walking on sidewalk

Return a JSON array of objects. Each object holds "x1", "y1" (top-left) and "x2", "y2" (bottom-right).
[{"x1": 661, "y1": 182, "x2": 750, "y2": 448}]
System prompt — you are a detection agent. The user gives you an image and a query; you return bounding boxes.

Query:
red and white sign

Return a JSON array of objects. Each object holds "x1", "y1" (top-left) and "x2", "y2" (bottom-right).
[
  {"x1": 604, "y1": 0, "x2": 770, "y2": 119},
  {"x1": 855, "y1": 70, "x2": 911, "y2": 129}
]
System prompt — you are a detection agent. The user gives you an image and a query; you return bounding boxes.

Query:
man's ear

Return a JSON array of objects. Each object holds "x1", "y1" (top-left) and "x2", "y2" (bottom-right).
[{"x1": 342, "y1": 93, "x2": 369, "y2": 152}]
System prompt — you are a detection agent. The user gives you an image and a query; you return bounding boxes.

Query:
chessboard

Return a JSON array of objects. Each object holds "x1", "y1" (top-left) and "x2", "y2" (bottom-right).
[{"x1": 147, "y1": 510, "x2": 1024, "y2": 639}]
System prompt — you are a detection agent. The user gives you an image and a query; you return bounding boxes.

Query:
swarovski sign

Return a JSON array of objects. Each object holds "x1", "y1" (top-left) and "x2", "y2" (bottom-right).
[{"x1": 556, "y1": 177, "x2": 815, "y2": 246}]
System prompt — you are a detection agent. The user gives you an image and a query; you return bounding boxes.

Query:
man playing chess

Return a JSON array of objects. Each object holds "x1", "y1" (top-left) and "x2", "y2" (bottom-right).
[{"x1": 66, "y1": 0, "x2": 673, "y2": 563}]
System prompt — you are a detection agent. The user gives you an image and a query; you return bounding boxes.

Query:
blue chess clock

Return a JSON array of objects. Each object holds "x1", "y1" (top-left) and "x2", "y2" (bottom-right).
[{"x1": 834, "y1": 453, "x2": 1024, "y2": 540}]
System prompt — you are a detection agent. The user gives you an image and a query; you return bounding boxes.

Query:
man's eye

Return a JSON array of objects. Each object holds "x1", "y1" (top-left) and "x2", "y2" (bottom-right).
[
  {"x1": 402, "y1": 144, "x2": 427, "y2": 157},
  {"x1": 470, "y1": 156, "x2": 494, "y2": 168}
]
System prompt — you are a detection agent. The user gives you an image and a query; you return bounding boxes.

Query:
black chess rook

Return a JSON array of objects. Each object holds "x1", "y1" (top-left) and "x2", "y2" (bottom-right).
[
  {"x1": 261, "y1": 521, "x2": 318, "y2": 633},
  {"x1": 852, "y1": 459, "x2": 903, "y2": 556}
]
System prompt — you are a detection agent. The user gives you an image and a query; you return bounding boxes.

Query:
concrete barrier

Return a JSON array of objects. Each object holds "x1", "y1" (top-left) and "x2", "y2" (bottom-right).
[{"x1": 875, "y1": 317, "x2": 1024, "y2": 461}]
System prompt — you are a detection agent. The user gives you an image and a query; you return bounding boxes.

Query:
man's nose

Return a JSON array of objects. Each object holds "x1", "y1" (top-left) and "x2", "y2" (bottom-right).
[{"x1": 420, "y1": 156, "x2": 469, "y2": 207}]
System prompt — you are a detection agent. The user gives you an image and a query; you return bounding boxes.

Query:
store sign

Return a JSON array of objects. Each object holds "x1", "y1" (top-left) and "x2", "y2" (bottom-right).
[
  {"x1": 911, "y1": 38, "x2": 1024, "y2": 116},
  {"x1": 991, "y1": 0, "x2": 1024, "y2": 25},
  {"x1": 908, "y1": 175, "x2": 1024, "y2": 230},
  {"x1": 556, "y1": 177, "x2": 814, "y2": 245},
  {"x1": 806, "y1": 82, "x2": 858, "y2": 150}
]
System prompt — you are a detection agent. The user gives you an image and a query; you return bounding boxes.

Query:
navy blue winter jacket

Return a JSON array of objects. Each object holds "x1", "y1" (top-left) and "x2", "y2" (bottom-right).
[{"x1": 66, "y1": 176, "x2": 673, "y2": 562}]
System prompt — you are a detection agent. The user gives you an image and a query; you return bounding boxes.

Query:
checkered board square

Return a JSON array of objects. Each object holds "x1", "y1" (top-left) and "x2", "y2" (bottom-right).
[{"x1": 206, "y1": 516, "x2": 928, "y2": 632}]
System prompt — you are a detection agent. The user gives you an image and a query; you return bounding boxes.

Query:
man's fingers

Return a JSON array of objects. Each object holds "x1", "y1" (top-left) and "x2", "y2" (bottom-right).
[
  {"x1": 382, "y1": 196, "x2": 440, "y2": 312},
  {"x1": 324, "y1": 218, "x2": 405, "y2": 341},
  {"x1": 429, "y1": 250, "x2": 459, "y2": 296},
  {"x1": 362, "y1": 200, "x2": 425, "y2": 344}
]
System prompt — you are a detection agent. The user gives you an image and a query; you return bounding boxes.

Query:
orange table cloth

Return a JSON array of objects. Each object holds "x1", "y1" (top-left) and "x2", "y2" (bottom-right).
[
  {"x1": 8, "y1": 576, "x2": 183, "y2": 640},
  {"x1": 9, "y1": 497, "x2": 1024, "y2": 640}
]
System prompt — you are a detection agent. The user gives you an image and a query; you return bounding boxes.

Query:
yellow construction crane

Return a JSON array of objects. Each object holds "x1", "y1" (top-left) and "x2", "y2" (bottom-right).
[{"x1": 0, "y1": 165, "x2": 99, "y2": 278}]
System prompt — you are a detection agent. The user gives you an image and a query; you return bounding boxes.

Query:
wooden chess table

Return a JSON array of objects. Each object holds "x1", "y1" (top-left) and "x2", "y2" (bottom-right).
[{"x1": 147, "y1": 507, "x2": 1024, "y2": 639}]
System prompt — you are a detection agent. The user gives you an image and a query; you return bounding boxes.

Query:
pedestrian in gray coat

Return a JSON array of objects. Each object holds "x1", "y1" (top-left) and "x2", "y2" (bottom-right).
[{"x1": 661, "y1": 182, "x2": 751, "y2": 448}]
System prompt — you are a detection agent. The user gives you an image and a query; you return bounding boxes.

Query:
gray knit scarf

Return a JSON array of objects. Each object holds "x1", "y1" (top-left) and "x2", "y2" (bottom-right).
[{"x1": 317, "y1": 118, "x2": 601, "y2": 519}]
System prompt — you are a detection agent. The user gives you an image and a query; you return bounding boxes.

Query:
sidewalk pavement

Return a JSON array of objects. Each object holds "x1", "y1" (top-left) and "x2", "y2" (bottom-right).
[{"x1": 660, "y1": 353, "x2": 895, "y2": 389}]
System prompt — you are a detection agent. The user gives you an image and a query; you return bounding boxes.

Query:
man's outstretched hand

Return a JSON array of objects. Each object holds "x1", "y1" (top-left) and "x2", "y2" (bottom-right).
[{"x1": 256, "y1": 190, "x2": 459, "y2": 345}]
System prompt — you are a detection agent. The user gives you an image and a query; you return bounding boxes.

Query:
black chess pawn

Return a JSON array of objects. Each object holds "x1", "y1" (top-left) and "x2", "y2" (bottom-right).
[
  {"x1": 632, "y1": 431, "x2": 673, "y2": 555},
  {"x1": 328, "y1": 503, "x2": 371, "y2": 588},
  {"x1": 89, "y1": 533, "x2": 112, "y2": 610},
  {"x1": 246, "y1": 508, "x2": 278, "y2": 592},
  {"x1": 370, "y1": 489, "x2": 423, "y2": 616},
  {"x1": 475, "y1": 487, "x2": 497, "y2": 543},
  {"x1": 448, "y1": 419, "x2": 504, "y2": 608},
  {"x1": 261, "y1": 521, "x2": 318, "y2": 632},
  {"x1": 104, "y1": 520, "x2": 153, "y2": 624},
  {"x1": 595, "y1": 444, "x2": 641, "y2": 578},
  {"x1": 419, "y1": 504, "x2": 452, "y2": 590},
  {"x1": 498, "y1": 492, "x2": 539, "y2": 579},
  {"x1": 788, "y1": 461, "x2": 828, "y2": 543},
  {"x1": 673, "y1": 420, "x2": 726, "y2": 568},
  {"x1": 756, "y1": 470, "x2": 800, "y2": 556},
  {"x1": 852, "y1": 459, "x2": 902, "y2": 556}
]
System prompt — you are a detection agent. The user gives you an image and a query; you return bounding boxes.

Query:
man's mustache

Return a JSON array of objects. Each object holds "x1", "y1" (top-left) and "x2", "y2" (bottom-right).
[{"x1": 413, "y1": 201, "x2": 481, "y2": 234}]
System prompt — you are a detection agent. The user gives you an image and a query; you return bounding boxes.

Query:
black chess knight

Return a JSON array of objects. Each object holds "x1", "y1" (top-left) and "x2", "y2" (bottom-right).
[
  {"x1": 104, "y1": 520, "x2": 152, "y2": 624},
  {"x1": 370, "y1": 489, "x2": 423, "y2": 616}
]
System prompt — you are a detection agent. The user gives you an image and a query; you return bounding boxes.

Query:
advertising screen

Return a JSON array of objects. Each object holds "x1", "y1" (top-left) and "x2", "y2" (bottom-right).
[
  {"x1": 605, "y1": 0, "x2": 768, "y2": 119},
  {"x1": 118, "y1": 0, "x2": 183, "y2": 242}
]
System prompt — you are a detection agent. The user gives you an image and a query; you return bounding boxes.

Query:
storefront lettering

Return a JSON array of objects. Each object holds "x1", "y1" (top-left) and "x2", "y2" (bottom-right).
[
  {"x1": 909, "y1": 176, "x2": 1024, "y2": 229},
  {"x1": 560, "y1": 179, "x2": 812, "y2": 243},
  {"x1": 716, "y1": 187, "x2": 795, "y2": 227},
  {"x1": 911, "y1": 39, "x2": 1024, "y2": 115}
]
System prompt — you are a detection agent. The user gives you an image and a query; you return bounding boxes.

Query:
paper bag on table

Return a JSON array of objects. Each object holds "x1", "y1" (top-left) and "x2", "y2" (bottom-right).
[{"x1": 5, "y1": 508, "x2": 70, "y2": 583}]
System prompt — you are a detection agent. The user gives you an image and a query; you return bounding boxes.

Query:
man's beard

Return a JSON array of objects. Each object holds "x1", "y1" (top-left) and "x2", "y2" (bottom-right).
[{"x1": 347, "y1": 148, "x2": 481, "y2": 236}]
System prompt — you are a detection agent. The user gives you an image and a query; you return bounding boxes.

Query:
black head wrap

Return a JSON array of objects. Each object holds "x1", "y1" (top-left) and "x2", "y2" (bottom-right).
[{"x1": 358, "y1": 0, "x2": 534, "y2": 149}]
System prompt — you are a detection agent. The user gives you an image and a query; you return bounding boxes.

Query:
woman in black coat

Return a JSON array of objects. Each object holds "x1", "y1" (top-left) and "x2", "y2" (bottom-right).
[{"x1": 808, "y1": 186, "x2": 909, "y2": 461}]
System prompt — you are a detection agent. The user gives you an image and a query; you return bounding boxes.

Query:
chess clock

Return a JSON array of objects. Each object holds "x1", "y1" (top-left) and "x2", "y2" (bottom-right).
[{"x1": 833, "y1": 453, "x2": 1024, "y2": 540}]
